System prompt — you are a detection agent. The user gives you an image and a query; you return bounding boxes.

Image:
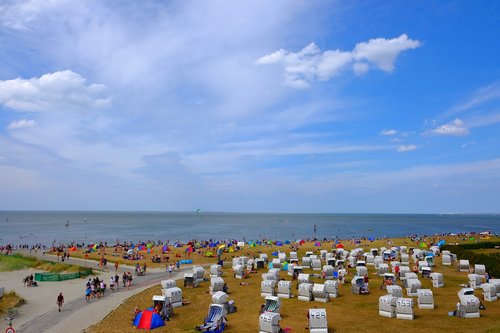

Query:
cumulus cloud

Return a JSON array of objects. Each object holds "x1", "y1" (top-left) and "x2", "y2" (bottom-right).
[
  {"x1": 397, "y1": 144, "x2": 417, "y2": 152},
  {"x1": 7, "y1": 119, "x2": 36, "y2": 129},
  {"x1": 0, "y1": 70, "x2": 111, "y2": 112},
  {"x1": 380, "y1": 129, "x2": 397, "y2": 136},
  {"x1": 429, "y1": 119, "x2": 469, "y2": 136},
  {"x1": 256, "y1": 34, "x2": 420, "y2": 88},
  {"x1": 352, "y1": 34, "x2": 421, "y2": 72}
]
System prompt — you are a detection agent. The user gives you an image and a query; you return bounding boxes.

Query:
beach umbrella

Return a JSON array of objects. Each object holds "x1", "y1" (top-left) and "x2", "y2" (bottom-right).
[
  {"x1": 133, "y1": 308, "x2": 165, "y2": 330},
  {"x1": 469, "y1": 237, "x2": 475, "y2": 241},
  {"x1": 228, "y1": 246, "x2": 234, "y2": 253},
  {"x1": 267, "y1": 240, "x2": 273, "y2": 245},
  {"x1": 437, "y1": 240, "x2": 446, "y2": 247},
  {"x1": 146, "y1": 243, "x2": 153, "y2": 249},
  {"x1": 185, "y1": 246, "x2": 193, "y2": 253},
  {"x1": 218, "y1": 244, "x2": 226, "y2": 250},
  {"x1": 336, "y1": 243, "x2": 344, "y2": 249}
]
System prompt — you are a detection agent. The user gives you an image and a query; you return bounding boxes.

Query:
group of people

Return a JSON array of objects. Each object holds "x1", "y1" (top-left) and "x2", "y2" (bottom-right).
[
  {"x1": 22, "y1": 273, "x2": 38, "y2": 287},
  {"x1": 85, "y1": 272, "x2": 134, "y2": 301}
]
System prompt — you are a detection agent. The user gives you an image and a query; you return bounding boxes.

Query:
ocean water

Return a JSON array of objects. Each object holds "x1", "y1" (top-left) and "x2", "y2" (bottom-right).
[{"x1": 0, "y1": 211, "x2": 499, "y2": 245}]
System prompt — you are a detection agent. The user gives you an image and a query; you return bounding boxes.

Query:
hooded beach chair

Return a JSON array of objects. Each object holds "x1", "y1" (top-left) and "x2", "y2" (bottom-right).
[
  {"x1": 309, "y1": 308, "x2": 328, "y2": 333},
  {"x1": 417, "y1": 289, "x2": 434, "y2": 309},
  {"x1": 324, "y1": 280, "x2": 339, "y2": 298},
  {"x1": 263, "y1": 295, "x2": 281, "y2": 313},
  {"x1": 298, "y1": 282, "x2": 314, "y2": 301},
  {"x1": 386, "y1": 285, "x2": 403, "y2": 297},
  {"x1": 259, "y1": 312, "x2": 281, "y2": 333},
  {"x1": 277, "y1": 280, "x2": 292, "y2": 298},
  {"x1": 210, "y1": 277, "x2": 225, "y2": 295},
  {"x1": 261, "y1": 280, "x2": 276, "y2": 297},
  {"x1": 430, "y1": 272, "x2": 444, "y2": 288},
  {"x1": 379, "y1": 294, "x2": 397, "y2": 318},
  {"x1": 396, "y1": 298, "x2": 414, "y2": 320}
]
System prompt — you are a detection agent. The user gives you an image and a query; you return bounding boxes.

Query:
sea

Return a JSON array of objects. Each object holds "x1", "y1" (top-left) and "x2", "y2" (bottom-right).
[{"x1": 0, "y1": 211, "x2": 499, "y2": 245}]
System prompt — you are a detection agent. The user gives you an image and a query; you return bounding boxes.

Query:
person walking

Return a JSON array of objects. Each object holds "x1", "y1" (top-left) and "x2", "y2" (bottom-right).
[{"x1": 57, "y1": 292, "x2": 64, "y2": 312}]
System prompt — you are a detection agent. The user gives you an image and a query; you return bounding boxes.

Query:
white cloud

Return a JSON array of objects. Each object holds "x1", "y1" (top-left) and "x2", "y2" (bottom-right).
[
  {"x1": 256, "y1": 34, "x2": 420, "y2": 88},
  {"x1": 429, "y1": 119, "x2": 469, "y2": 136},
  {"x1": 7, "y1": 119, "x2": 36, "y2": 129},
  {"x1": 0, "y1": 0, "x2": 68, "y2": 30},
  {"x1": 353, "y1": 34, "x2": 421, "y2": 72},
  {"x1": 397, "y1": 144, "x2": 416, "y2": 152},
  {"x1": 0, "y1": 70, "x2": 111, "y2": 112},
  {"x1": 380, "y1": 129, "x2": 397, "y2": 136}
]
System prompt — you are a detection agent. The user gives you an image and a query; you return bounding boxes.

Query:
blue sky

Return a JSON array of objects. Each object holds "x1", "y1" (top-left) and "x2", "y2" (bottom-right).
[{"x1": 0, "y1": 0, "x2": 499, "y2": 213}]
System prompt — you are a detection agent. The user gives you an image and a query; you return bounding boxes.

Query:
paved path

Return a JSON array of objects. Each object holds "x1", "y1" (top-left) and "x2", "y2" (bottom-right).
[{"x1": 7, "y1": 251, "x2": 203, "y2": 333}]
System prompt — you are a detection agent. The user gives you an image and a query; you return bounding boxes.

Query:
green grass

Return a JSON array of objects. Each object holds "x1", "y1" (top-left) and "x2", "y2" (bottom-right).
[{"x1": 0, "y1": 253, "x2": 92, "y2": 274}]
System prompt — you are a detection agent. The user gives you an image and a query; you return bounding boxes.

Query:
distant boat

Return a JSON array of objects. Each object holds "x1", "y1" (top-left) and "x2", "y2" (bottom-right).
[{"x1": 65, "y1": 220, "x2": 70, "y2": 227}]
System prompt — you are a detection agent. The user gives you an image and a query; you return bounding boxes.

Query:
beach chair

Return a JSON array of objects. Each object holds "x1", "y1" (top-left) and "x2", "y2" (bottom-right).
[
  {"x1": 210, "y1": 277, "x2": 225, "y2": 295},
  {"x1": 386, "y1": 285, "x2": 403, "y2": 298},
  {"x1": 459, "y1": 260, "x2": 470, "y2": 272},
  {"x1": 417, "y1": 289, "x2": 434, "y2": 309},
  {"x1": 457, "y1": 294, "x2": 480, "y2": 318},
  {"x1": 233, "y1": 265, "x2": 245, "y2": 279},
  {"x1": 424, "y1": 255, "x2": 434, "y2": 267},
  {"x1": 489, "y1": 279, "x2": 500, "y2": 297},
  {"x1": 377, "y1": 263, "x2": 389, "y2": 276},
  {"x1": 311, "y1": 258, "x2": 322, "y2": 271},
  {"x1": 260, "y1": 254, "x2": 269, "y2": 263},
  {"x1": 277, "y1": 280, "x2": 292, "y2": 298},
  {"x1": 406, "y1": 279, "x2": 422, "y2": 297},
  {"x1": 402, "y1": 273, "x2": 418, "y2": 287},
  {"x1": 348, "y1": 256, "x2": 357, "y2": 267},
  {"x1": 474, "y1": 264, "x2": 486, "y2": 276},
  {"x1": 212, "y1": 291, "x2": 229, "y2": 314},
  {"x1": 161, "y1": 279, "x2": 176, "y2": 292},
  {"x1": 184, "y1": 273, "x2": 198, "y2": 288},
  {"x1": 287, "y1": 263, "x2": 296, "y2": 276},
  {"x1": 365, "y1": 254, "x2": 375, "y2": 266},
  {"x1": 430, "y1": 272, "x2": 444, "y2": 288},
  {"x1": 322, "y1": 265, "x2": 334, "y2": 279},
  {"x1": 256, "y1": 258, "x2": 266, "y2": 269},
  {"x1": 152, "y1": 295, "x2": 174, "y2": 320},
  {"x1": 298, "y1": 283, "x2": 314, "y2": 301},
  {"x1": 399, "y1": 266, "x2": 411, "y2": 280},
  {"x1": 271, "y1": 258, "x2": 281, "y2": 268},
  {"x1": 298, "y1": 273, "x2": 311, "y2": 286},
  {"x1": 263, "y1": 295, "x2": 281, "y2": 313},
  {"x1": 302, "y1": 257, "x2": 312, "y2": 268},
  {"x1": 278, "y1": 253, "x2": 287, "y2": 263},
  {"x1": 199, "y1": 304, "x2": 226, "y2": 333},
  {"x1": 396, "y1": 298, "x2": 414, "y2": 320},
  {"x1": 379, "y1": 295, "x2": 397, "y2": 318},
  {"x1": 324, "y1": 280, "x2": 339, "y2": 299},
  {"x1": 383, "y1": 250, "x2": 392, "y2": 261},
  {"x1": 293, "y1": 266, "x2": 303, "y2": 277},
  {"x1": 312, "y1": 283, "x2": 329, "y2": 303},
  {"x1": 468, "y1": 274, "x2": 482, "y2": 289},
  {"x1": 351, "y1": 276, "x2": 369, "y2": 295},
  {"x1": 247, "y1": 259, "x2": 255, "y2": 272},
  {"x1": 356, "y1": 266, "x2": 368, "y2": 277},
  {"x1": 289, "y1": 252, "x2": 299, "y2": 264},
  {"x1": 400, "y1": 246, "x2": 408, "y2": 254},
  {"x1": 259, "y1": 312, "x2": 281, "y2": 333},
  {"x1": 320, "y1": 250, "x2": 328, "y2": 260},
  {"x1": 441, "y1": 254, "x2": 452, "y2": 266},
  {"x1": 210, "y1": 264, "x2": 222, "y2": 278},
  {"x1": 383, "y1": 273, "x2": 396, "y2": 286},
  {"x1": 429, "y1": 246, "x2": 440, "y2": 256},
  {"x1": 309, "y1": 308, "x2": 328, "y2": 333},
  {"x1": 374, "y1": 257, "x2": 383, "y2": 269},
  {"x1": 481, "y1": 283, "x2": 497, "y2": 302},
  {"x1": 421, "y1": 267, "x2": 432, "y2": 279},
  {"x1": 165, "y1": 287, "x2": 183, "y2": 308},
  {"x1": 400, "y1": 254, "x2": 410, "y2": 266},
  {"x1": 418, "y1": 261, "x2": 429, "y2": 272},
  {"x1": 261, "y1": 280, "x2": 276, "y2": 297}
]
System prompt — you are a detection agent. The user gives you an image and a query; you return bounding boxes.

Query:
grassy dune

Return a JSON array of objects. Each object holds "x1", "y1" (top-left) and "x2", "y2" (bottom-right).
[
  {"x1": 87, "y1": 236, "x2": 500, "y2": 333},
  {"x1": 0, "y1": 253, "x2": 91, "y2": 273},
  {"x1": 0, "y1": 291, "x2": 25, "y2": 317}
]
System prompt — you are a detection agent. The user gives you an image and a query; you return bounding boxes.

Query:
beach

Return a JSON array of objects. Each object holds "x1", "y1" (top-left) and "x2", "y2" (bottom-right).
[{"x1": 2, "y1": 234, "x2": 500, "y2": 332}]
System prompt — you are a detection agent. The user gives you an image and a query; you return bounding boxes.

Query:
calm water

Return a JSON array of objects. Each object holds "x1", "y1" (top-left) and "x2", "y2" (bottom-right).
[{"x1": 0, "y1": 211, "x2": 499, "y2": 245}]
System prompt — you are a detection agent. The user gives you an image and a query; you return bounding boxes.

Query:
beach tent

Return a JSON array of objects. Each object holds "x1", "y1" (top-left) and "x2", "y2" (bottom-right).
[
  {"x1": 69, "y1": 246, "x2": 77, "y2": 252},
  {"x1": 276, "y1": 241, "x2": 283, "y2": 246},
  {"x1": 284, "y1": 240, "x2": 291, "y2": 244},
  {"x1": 299, "y1": 240, "x2": 306, "y2": 245},
  {"x1": 314, "y1": 242, "x2": 321, "y2": 247},
  {"x1": 133, "y1": 308, "x2": 165, "y2": 330},
  {"x1": 437, "y1": 240, "x2": 446, "y2": 247},
  {"x1": 419, "y1": 243, "x2": 427, "y2": 249},
  {"x1": 336, "y1": 243, "x2": 344, "y2": 249}
]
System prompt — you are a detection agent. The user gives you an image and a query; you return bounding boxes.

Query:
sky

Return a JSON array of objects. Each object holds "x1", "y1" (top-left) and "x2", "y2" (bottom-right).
[{"x1": 0, "y1": 0, "x2": 499, "y2": 213}]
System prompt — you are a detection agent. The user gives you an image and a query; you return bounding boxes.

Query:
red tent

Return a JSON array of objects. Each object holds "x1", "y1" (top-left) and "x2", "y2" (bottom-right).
[{"x1": 336, "y1": 243, "x2": 344, "y2": 249}]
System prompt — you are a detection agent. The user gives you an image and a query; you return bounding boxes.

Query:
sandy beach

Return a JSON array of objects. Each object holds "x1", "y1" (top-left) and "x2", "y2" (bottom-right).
[{"x1": 0, "y1": 254, "x2": 191, "y2": 333}]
